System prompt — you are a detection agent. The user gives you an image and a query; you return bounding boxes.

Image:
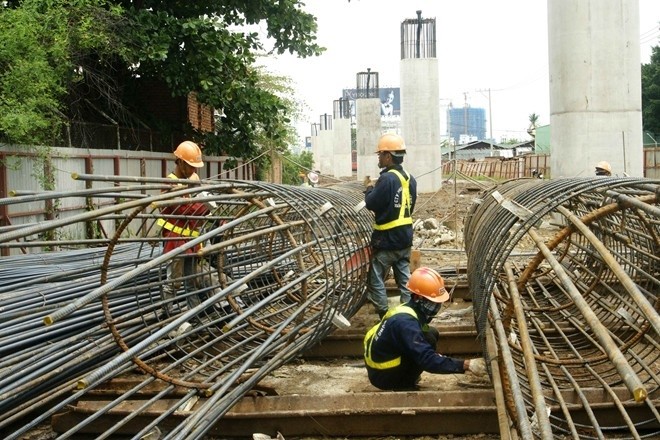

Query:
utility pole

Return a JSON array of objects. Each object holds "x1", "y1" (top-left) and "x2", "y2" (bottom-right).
[
  {"x1": 488, "y1": 88, "x2": 493, "y2": 157},
  {"x1": 463, "y1": 92, "x2": 468, "y2": 140}
]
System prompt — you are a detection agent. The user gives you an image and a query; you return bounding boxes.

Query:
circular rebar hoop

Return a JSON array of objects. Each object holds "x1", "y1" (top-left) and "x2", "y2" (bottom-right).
[
  {"x1": 0, "y1": 177, "x2": 374, "y2": 439},
  {"x1": 93, "y1": 179, "x2": 373, "y2": 388},
  {"x1": 464, "y1": 177, "x2": 660, "y2": 439}
]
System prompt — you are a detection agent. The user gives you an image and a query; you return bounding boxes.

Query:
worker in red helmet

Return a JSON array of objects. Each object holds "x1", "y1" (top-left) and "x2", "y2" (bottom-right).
[
  {"x1": 364, "y1": 267, "x2": 487, "y2": 390},
  {"x1": 157, "y1": 141, "x2": 210, "y2": 318},
  {"x1": 364, "y1": 133, "x2": 417, "y2": 319}
]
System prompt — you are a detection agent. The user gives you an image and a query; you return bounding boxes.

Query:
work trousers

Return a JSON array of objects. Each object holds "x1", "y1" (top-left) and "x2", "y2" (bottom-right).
[{"x1": 366, "y1": 247, "x2": 412, "y2": 318}]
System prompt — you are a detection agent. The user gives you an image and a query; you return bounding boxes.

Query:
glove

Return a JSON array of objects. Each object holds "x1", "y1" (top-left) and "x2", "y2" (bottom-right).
[
  {"x1": 196, "y1": 190, "x2": 218, "y2": 209},
  {"x1": 467, "y1": 358, "x2": 487, "y2": 376}
]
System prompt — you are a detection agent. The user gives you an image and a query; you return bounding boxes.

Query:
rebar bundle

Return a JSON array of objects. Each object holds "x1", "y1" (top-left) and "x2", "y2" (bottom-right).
[
  {"x1": 0, "y1": 176, "x2": 373, "y2": 439},
  {"x1": 464, "y1": 177, "x2": 660, "y2": 439}
]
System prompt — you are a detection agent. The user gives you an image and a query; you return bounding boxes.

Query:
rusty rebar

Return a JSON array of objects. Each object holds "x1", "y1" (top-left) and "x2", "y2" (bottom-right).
[
  {"x1": 0, "y1": 175, "x2": 373, "y2": 439},
  {"x1": 465, "y1": 177, "x2": 660, "y2": 439}
]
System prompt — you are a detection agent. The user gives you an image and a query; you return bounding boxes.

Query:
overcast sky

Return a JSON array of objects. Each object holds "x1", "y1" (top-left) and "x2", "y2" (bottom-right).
[{"x1": 261, "y1": 1, "x2": 660, "y2": 144}]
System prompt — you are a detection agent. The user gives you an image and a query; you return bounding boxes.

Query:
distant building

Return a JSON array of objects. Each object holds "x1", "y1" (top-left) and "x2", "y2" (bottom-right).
[
  {"x1": 441, "y1": 140, "x2": 506, "y2": 161},
  {"x1": 508, "y1": 140, "x2": 535, "y2": 156},
  {"x1": 447, "y1": 106, "x2": 487, "y2": 144},
  {"x1": 534, "y1": 124, "x2": 551, "y2": 154}
]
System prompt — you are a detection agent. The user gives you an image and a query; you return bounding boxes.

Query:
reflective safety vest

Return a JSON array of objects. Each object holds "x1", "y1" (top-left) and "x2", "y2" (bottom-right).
[
  {"x1": 363, "y1": 305, "x2": 418, "y2": 369},
  {"x1": 373, "y1": 169, "x2": 413, "y2": 230},
  {"x1": 156, "y1": 173, "x2": 200, "y2": 237}
]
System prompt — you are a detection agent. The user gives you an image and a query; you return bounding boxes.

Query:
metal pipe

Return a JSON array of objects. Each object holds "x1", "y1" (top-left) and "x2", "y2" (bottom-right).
[
  {"x1": 556, "y1": 205, "x2": 660, "y2": 336},
  {"x1": 465, "y1": 177, "x2": 659, "y2": 438},
  {"x1": 504, "y1": 262, "x2": 553, "y2": 439}
]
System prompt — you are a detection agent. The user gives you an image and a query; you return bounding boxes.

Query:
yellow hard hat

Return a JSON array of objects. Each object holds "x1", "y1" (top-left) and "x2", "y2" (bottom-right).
[
  {"x1": 375, "y1": 133, "x2": 406, "y2": 156},
  {"x1": 406, "y1": 267, "x2": 449, "y2": 303},
  {"x1": 174, "y1": 141, "x2": 204, "y2": 168},
  {"x1": 595, "y1": 161, "x2": 612, "y2": 174}
]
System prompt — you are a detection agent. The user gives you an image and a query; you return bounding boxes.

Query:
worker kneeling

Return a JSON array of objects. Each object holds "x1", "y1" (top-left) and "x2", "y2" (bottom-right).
[{"x1": 363, "y1": 267, "x2": 486, "y2": 390}]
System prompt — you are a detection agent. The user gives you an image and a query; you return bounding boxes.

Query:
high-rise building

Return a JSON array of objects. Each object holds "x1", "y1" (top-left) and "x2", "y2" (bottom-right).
[{"x1": 447, "y1": 106, "x2": 486, "y2": 144}]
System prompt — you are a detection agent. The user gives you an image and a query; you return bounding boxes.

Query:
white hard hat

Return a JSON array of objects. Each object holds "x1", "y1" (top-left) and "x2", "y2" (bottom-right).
[{"x1": 307, "y1": 172, "x2": 319, "y2": 184}]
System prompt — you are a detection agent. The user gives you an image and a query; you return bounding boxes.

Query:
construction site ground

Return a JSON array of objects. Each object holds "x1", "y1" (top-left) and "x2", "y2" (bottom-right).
[
  {"x1": 247, "y1": 177, "x2": 565, "y2": 440},
  {"x1": 252, "y1": 179, "x2": 501, "y2": 440},
  {"x1": 20, "y1": 179, "x2": 515, "y2": 440}
]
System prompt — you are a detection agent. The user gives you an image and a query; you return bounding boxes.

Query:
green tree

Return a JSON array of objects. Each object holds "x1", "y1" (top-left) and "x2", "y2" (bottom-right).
[
  {"x1": 0, "y1": 0, "x2": 324, "y2": 160},
  {"x1": 642, "y1": 45, "x2": 660, "y2": 136},
  {"x1": 0, "y1": 0, "x2": 125, "y2": 144},
  {"x1": 281, "y1": 149, "x2": 314, "y2": 185},
  {"x1": 527, "y1": 113, "x2": 540, "y2": 138},
  {"x1": 501, "y1": 137, "x2": 523, "y2": 145}
]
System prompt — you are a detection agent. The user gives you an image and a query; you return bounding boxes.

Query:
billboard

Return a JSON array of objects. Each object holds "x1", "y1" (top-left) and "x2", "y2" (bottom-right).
[{"x1": 342, "y1": 87, "x2": 401, "y2": 118}]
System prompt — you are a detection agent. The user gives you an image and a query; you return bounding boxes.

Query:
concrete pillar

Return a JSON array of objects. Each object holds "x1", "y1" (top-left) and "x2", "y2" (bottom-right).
[
  {"x1": 356, "y1": 98, "x2": 382, "y2": 181},
  {"x1": 333, "y1": 118, "x2": 353, "y2": 179},
  {"x1": 318, "y1": 129, "x2": 334, "y2": 176},
  {"x1": 548, "y1": 0, "x2": 642, "y2": 178},
  {"x1": 401, "y1": 58, "x2": 442, "y2": 193},
  {"x1": 310, "y1": 134, "x2": 320, "y2": 171}
]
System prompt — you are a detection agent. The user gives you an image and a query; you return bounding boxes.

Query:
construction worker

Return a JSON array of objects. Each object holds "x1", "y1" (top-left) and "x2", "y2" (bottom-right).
[
  {"x1": 158, "y1": 141, "x2": 210, "y2": 317},
  {"x1": 595, "y1": 161, "x2": 612, "y2": 176},
  {"x1": 364, "y1": 267, "x2": 487, "y2": 391},
  {"x1": 364, "y1": 133, "x2": 417, "y2": 319},
  {"x1": 302, "y1": 171, "x2": 319, "y2": 187}
]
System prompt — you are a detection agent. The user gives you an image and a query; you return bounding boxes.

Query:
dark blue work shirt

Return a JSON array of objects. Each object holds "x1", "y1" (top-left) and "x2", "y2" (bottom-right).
[
  {"x1": 365, "y1": 309, "x2": 465, "y2": 390},
  {"x1": 364, "y1": 165, "x2": 417, "y2": 251}
]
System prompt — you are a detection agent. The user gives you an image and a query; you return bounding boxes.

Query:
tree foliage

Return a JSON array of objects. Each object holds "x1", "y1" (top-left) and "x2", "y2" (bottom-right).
[
  {"x1": 642, "y1": 45, "x2": 660, "y2": 136},
  {"x1": 281, "y1": 149, "x2": 314, "y2": 185},
  {"x1": 0, "y1": 0, "x2": 324, "y2": 159},
  {"x1": 0, "y1": 0, "x2": 125, "y2": 144}
]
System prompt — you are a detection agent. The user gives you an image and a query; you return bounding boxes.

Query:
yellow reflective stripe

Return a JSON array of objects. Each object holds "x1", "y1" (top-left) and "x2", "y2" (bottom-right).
[
  {"x1": 385, "y1": 304, "x2": 417, "y2": 320},
  {"x1": 363, "y1": 305, "x2": 418, "y2": 370},
  {"x1": 373, "y1": 169, "x2": 413, "y2": 231},
  {"x1": 156, "y1": 218, "x2": 200, "y2": 237},
  {"x1": 156, "y1": 173, "x2": 200, "y2": 237},
  {"x1": 364, "y1": 325, "x2": 402, "y2": 369}
]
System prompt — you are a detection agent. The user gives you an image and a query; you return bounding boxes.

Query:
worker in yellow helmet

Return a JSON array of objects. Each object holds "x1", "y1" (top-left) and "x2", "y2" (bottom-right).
[
  {"x1": 595, "y1": 161, "x2": 612, "y2": 176},
  {"x1": 158, "y1": 141, "x2": 210, "y2": 318},
  {"x1": 364, "y1": 267, "x2": 487, "y2": 390},
  {"x1": 364, "y1": 133, "x2": 417, "y2": 319}
]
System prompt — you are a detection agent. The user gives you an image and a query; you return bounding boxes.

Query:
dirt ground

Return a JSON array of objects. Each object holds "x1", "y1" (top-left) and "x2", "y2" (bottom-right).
[
  {"x1": 262, "y1": 178, "x2": 564, "y2": 440},
  {"x1": 256, "y1": 180, "x2": 501, "y2": 440}
]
